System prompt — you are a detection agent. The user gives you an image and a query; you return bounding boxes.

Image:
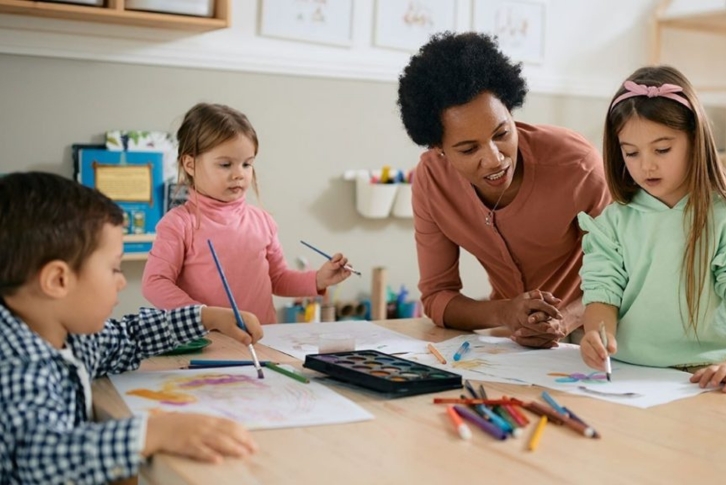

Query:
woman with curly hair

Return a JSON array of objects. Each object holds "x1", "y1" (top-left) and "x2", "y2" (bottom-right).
[{"x1": 397, "y1": 32, "x2": 610, "y2": 348}]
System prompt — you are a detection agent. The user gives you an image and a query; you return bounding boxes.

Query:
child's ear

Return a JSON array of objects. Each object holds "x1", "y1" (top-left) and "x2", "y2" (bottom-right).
[
  {"x1": 181, "y1": 154, "x2": 195, "y2": 178},
  {"x1": 37, "y1": 260, "x2": 74, "y2": 299}
]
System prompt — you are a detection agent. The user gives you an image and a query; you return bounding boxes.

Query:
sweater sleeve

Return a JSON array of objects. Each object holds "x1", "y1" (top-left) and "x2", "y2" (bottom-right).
[
  {"x1": 142, "y1": 210, "x2": 200, "y2": 309},
  {"x1": 412, "y1": 159, "x2": 462, "y2": 327},
  {"x1": 578, "y1": 210, "x2": 628, "y2": 307},
  {"x1": 263, "y1": 212, "x2": 319, "y2": 297},
  {"x1": 4, "y1": 365, "x2": 145, "y2": 485},
  {"x1": 78, "y1": 306, "x2": 207, "y2": 378},
  {"x1": 711, "y1": 209, "x2": 726, "y2": 299},
  {"x1": 574, "y1": 147, "x2": 611, "y2": 220}
]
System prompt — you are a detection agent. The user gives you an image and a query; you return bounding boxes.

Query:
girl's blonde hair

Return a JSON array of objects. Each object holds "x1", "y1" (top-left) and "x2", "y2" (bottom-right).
[
  {"x1": 176, "y1": 102, "x2": 261, "y2": 199},
  {"x1": 604, "y1": 65, "x2": 726, "y2": 334}
]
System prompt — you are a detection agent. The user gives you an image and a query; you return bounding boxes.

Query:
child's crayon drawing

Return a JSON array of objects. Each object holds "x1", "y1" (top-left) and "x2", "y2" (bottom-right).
[{"x1": 111, "y1": 367, "x2": 372, "y2": 430}]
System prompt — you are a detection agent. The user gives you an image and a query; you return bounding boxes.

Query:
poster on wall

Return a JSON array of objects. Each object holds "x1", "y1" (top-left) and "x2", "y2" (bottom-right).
[
  {"x1": 472, "y1": 0, "x2": 546, "y2": 64},
  {"x1": 259, "y1": 0, "x2": 354, "y2": 47},
  {"x1": 373, "y1": 0, "x2": 457, "y2": 52}
]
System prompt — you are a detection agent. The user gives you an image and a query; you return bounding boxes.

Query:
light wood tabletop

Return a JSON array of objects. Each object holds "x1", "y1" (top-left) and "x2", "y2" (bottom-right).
[{"x1": 94, "y1": 318, "x2": 726, "y2": 485}]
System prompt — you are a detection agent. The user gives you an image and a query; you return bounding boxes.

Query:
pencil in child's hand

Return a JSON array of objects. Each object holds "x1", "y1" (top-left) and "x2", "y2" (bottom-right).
[
  {"x1": 599, "y1": 322, "x2": 612, "y2": 382},
  {"x1": 299, "y1": 240, "x2": 361, "y2": 276},
  {"x1": 207, "y1": 239, "x2": 264, "y2": 379}
]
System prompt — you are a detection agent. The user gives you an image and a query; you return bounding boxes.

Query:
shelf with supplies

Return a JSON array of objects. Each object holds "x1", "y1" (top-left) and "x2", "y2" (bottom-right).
[
  {"x1": 122, "y1": 234, "x2": 155, "y2": 261},
  {"x1": 343, "y1": 168, "x2": 413, "y2": 219},
  {"x1": 0, "y1": 0, "x2": 230, "y2": 31},
  {"x1": 651, "y1": 0, "x2": 726, "y2": 92}
]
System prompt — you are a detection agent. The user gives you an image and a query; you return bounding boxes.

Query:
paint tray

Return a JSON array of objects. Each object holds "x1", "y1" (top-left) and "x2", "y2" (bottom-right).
[{"x1": 303, "y1": 350, "x2": 462, "y2": 397}]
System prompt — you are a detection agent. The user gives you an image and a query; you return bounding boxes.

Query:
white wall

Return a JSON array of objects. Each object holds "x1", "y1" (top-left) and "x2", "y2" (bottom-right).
[{"x1": 1, "y1": 0, "x2": 725, "y2": 319}]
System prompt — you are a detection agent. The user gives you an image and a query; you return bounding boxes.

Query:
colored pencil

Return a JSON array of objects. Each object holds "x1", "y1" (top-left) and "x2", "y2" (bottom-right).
[
  {"x1": 478, "y1": 384, "x2": 489, "y2": 400},
  {"x1": 427, "y1": 343, "x2": 447, "y2": 364},
  {"x1": 207, "y1": 239, "x2": 264, "y2": 379},
  {"x1": 433, "y1": 397, "x2": 524, "y2": 406},
  {"x1": 563, "y1": 406, "x2": 601, "y2": 439},
  {"x1": 187, "y1": 359, "x2": 271, "y2": 369},
  {"x1": 541, "y1": 391, "x2": 568, "y2": 416},
  {"x1": 265, "y1": 362, "x2": 310, "y2": 384},
  {"x1": 523, "y1": 401, "x2": 595, "y2": 438},
  {"x1": 453, "y1": 405, "x2": 508, "y2": 441},
  {"x1": 299, "y1": 240, "x2": 361, "y2": 276},
  {"x1": 528, "y1": 415, "x2": 548, "y2": 451},
  {"x1": 446, "y1": 405, "x2": 472, "y2": 440}
]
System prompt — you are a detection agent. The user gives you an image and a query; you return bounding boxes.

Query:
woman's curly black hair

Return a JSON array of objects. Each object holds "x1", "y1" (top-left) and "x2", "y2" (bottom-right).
[{"x1": 397, "y1": 32, "x2": 528, "y2": 148}]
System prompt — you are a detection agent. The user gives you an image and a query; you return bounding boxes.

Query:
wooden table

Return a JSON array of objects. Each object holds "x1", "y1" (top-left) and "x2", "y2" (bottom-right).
[{"x1": 93, "y1": 318, "x2": 726, "y2": 484}]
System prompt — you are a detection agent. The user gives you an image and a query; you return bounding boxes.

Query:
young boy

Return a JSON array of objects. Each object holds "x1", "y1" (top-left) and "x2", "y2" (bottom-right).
[{"x1": 0, "y1": 172, "x2": 262, "y2": 484}]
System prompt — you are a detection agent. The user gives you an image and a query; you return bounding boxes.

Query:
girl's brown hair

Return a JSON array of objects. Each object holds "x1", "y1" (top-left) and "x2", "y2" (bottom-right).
[
  {"x1": 604, "y1": 65, "x2": 726, "y2": 335},
  {"x1": 176, "y1": 103, "x2": 261, "y2": 199}
]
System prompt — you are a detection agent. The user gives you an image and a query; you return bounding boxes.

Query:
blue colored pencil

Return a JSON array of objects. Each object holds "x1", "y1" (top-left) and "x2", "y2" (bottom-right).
[
  {"x1": 207, "y1": 239, "x2": 264, "y2": 379},
  {"x1": 300, "y1": 240, "x2": 361, "y2": 276},
  {"x1": 541, "y1": 391, "x2": 568, "y2": 416}
]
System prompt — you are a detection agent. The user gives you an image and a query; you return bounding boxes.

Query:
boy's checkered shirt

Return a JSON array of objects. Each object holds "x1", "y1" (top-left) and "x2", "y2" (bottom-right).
[{"x1": 0, "y1": 303, "x2": 206, "y2": 485}]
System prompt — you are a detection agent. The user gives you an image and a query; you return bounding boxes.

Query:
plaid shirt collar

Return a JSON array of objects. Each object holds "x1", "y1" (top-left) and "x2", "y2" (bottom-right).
[{"x1": 0, "y1": 302, "x2": 63, "y2": 364}]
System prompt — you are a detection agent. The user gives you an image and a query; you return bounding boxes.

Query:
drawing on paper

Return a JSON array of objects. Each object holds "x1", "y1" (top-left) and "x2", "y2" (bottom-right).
[
  {"x1": 110, "y1": 367, "x2": 374, "y2": 430},
  {"x1": 452, "y1": 359, "x2": 496, "y2": 371},
  {"x1": 548, "y1": 371, "x2": 608, "y2": 384}
]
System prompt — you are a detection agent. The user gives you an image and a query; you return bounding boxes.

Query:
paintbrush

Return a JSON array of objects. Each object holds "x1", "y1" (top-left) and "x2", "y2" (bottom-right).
[
  {"x1": 207, "y1": 239, "x2": 264, "y2": 379},
  {"x1": 300, "y1": 240, "x2": 361, "y2": 276},
  {"x1": 599, "y1": 322, "x2": 612, "y2": 382}
]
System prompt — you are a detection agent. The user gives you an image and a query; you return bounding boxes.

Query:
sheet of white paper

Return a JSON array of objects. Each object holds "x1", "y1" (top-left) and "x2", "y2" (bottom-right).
[
  {"x1": 399, "y1": 335, "x2": 537, "y2": 384},
  {"x1": 481, "y1": 346, "x2": 709, "y2": 408},
  {"x1": 110, "y1": 365, "x2": 373, "y2": 430},
  {"x1": 260, "y1": 321, "x2": 429, "y2": 360},
  {"x1": 403, "y1": 335, "x2": 710, "y2": 408}
]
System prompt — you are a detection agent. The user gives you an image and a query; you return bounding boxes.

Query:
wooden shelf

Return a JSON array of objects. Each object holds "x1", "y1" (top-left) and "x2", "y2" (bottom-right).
[
  {"x1": 0, "y1": 0, "x2": 230, "y2": 31},
  {"x1": 122, "y1": 233, "x2": 155, "y2": 262}
]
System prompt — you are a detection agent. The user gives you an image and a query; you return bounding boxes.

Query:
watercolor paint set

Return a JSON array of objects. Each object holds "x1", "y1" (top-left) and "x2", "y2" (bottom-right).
[{"x1": 303, "y1": 350, "x2": 462, "y2": 397}]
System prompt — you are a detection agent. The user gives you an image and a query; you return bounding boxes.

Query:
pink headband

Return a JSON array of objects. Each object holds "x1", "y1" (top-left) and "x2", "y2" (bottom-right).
[{"x1": 610, "y1": 80, "x2": 692, "y2": 112}]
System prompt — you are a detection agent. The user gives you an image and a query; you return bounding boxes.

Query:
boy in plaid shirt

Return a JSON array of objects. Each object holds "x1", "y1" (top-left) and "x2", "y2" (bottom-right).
[{"x1": 0, "y1": 172, "x2": 261, "y2": 485}]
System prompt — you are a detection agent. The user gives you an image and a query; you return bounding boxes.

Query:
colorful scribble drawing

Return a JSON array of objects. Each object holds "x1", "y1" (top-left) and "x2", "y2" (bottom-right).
[
  {"x1": 452, "y1": 358, "x2": 495, "y2": 371},
  {"x1": 125, "y1": 372, "x2": 318, "y2": 424},
  {"x1": 548, "y1": 371, "x2": 608, "y2": 384}
]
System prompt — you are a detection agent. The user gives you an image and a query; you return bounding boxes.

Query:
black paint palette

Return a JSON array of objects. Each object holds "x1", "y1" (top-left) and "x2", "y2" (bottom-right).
[{"x1": 303, "y1": 350, "x2": 462, "y2": 397}]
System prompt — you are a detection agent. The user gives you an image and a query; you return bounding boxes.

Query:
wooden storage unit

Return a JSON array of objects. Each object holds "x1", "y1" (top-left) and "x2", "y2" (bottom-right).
[
  {"x1": 0, "y1": 0, "x2": 229, "y2": 31},
  {"x1": 651, "y1": 0, "x2": 726, "y2": 91}
]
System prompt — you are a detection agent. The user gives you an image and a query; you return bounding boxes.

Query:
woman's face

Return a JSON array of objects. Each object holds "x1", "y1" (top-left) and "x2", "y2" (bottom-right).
[{"x1": 439, "y1": 91, "x2": 520, "y2": 207}]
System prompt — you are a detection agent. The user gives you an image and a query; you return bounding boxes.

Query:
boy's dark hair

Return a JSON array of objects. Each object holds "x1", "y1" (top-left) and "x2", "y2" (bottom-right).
[
  {"x1": 397, "y1": 32, "x2": 528, "y2": 148},
  {"x1": 0, "y1": 172, "x2": 124, "y2": 297}
]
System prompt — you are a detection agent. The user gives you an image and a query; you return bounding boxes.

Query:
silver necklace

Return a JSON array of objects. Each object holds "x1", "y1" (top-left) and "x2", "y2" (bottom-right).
[{"x1": 485, "y1": 188, "x2": 506, "y2": 226}]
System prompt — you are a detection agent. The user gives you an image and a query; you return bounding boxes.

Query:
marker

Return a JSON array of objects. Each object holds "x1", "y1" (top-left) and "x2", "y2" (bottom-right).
[
  {"x1": 427, "y1": 343, "x2": 447, "y2": 364},
  {"x1": 452, "y1": 341, "x2": 471, "y2": 362},
  {"x1": 453, "y1": 405, "x2": 507, "y2": 440},
  {"x1": 299, "y1": 240, "x2": 361, "y2": 276},
  {"x1": 599, "y1": 322, "x2": 613, "y2": 382},
  {"x1": 528, "y1": 415, "x2": 547, "y2": 451},
  {"x1": 208, "y1": 239, "x2": 264, "y2": 379},
  {"x1": 446, "y1": 405, "x2": 472, "y2": 440},
  {"x1": 523, "y1": 401, "x2": 595, "y2": 438},
  {"x1": 541, "y1": 391, "x2": 568, "y2": 416},
  {"x1": 265, "y1": 362, "x2": 310, "y2": 384},
  {"x1": 563, "y1": 406, "x2": 601, "y2": 439}
]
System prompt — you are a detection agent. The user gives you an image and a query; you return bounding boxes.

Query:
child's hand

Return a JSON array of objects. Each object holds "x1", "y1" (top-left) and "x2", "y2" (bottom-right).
[
  {"x1": 580, "y1": 329, "x2": 617, "y2": 370},
  {"x1": 143, "y1": 412, "x2": 258, "y2": 463},
  {"x1": 689, "y1": 363, "x2": 726, "y2": 391},
  {"x1": 201, "y1": 306, "x2": 263, "y2": 345},
  {"x1": 315, "y1": 253, "x2": 352, "y2": 291}
]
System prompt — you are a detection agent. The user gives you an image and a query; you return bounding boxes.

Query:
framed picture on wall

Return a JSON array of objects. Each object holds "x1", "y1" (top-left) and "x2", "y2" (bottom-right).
[
  {"x1": 373, "y1": 0, "x2": 457, "y2": 52},
  {"x1": 259, "y1": 0, "x2": 354, "y2": 47},
  {"x1": 472, "y1": 0, "x2": 546, "y2": 64}
]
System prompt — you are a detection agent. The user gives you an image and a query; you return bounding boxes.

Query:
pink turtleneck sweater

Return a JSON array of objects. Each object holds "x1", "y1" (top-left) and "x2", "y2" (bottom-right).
[{"x1": 142, "y1": 191, "x2": 319, "y2": 324}]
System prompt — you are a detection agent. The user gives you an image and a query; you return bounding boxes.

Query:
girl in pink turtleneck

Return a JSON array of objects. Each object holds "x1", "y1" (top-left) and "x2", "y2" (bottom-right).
[{"x1": 142, "y1": 103, "x2": 352, "y2": 324}]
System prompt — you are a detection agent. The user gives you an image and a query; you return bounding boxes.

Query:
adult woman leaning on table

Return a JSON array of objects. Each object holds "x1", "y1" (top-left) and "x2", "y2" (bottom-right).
[{"x1": 397, "y1": 32, "x2": 610, "y2": 348}]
